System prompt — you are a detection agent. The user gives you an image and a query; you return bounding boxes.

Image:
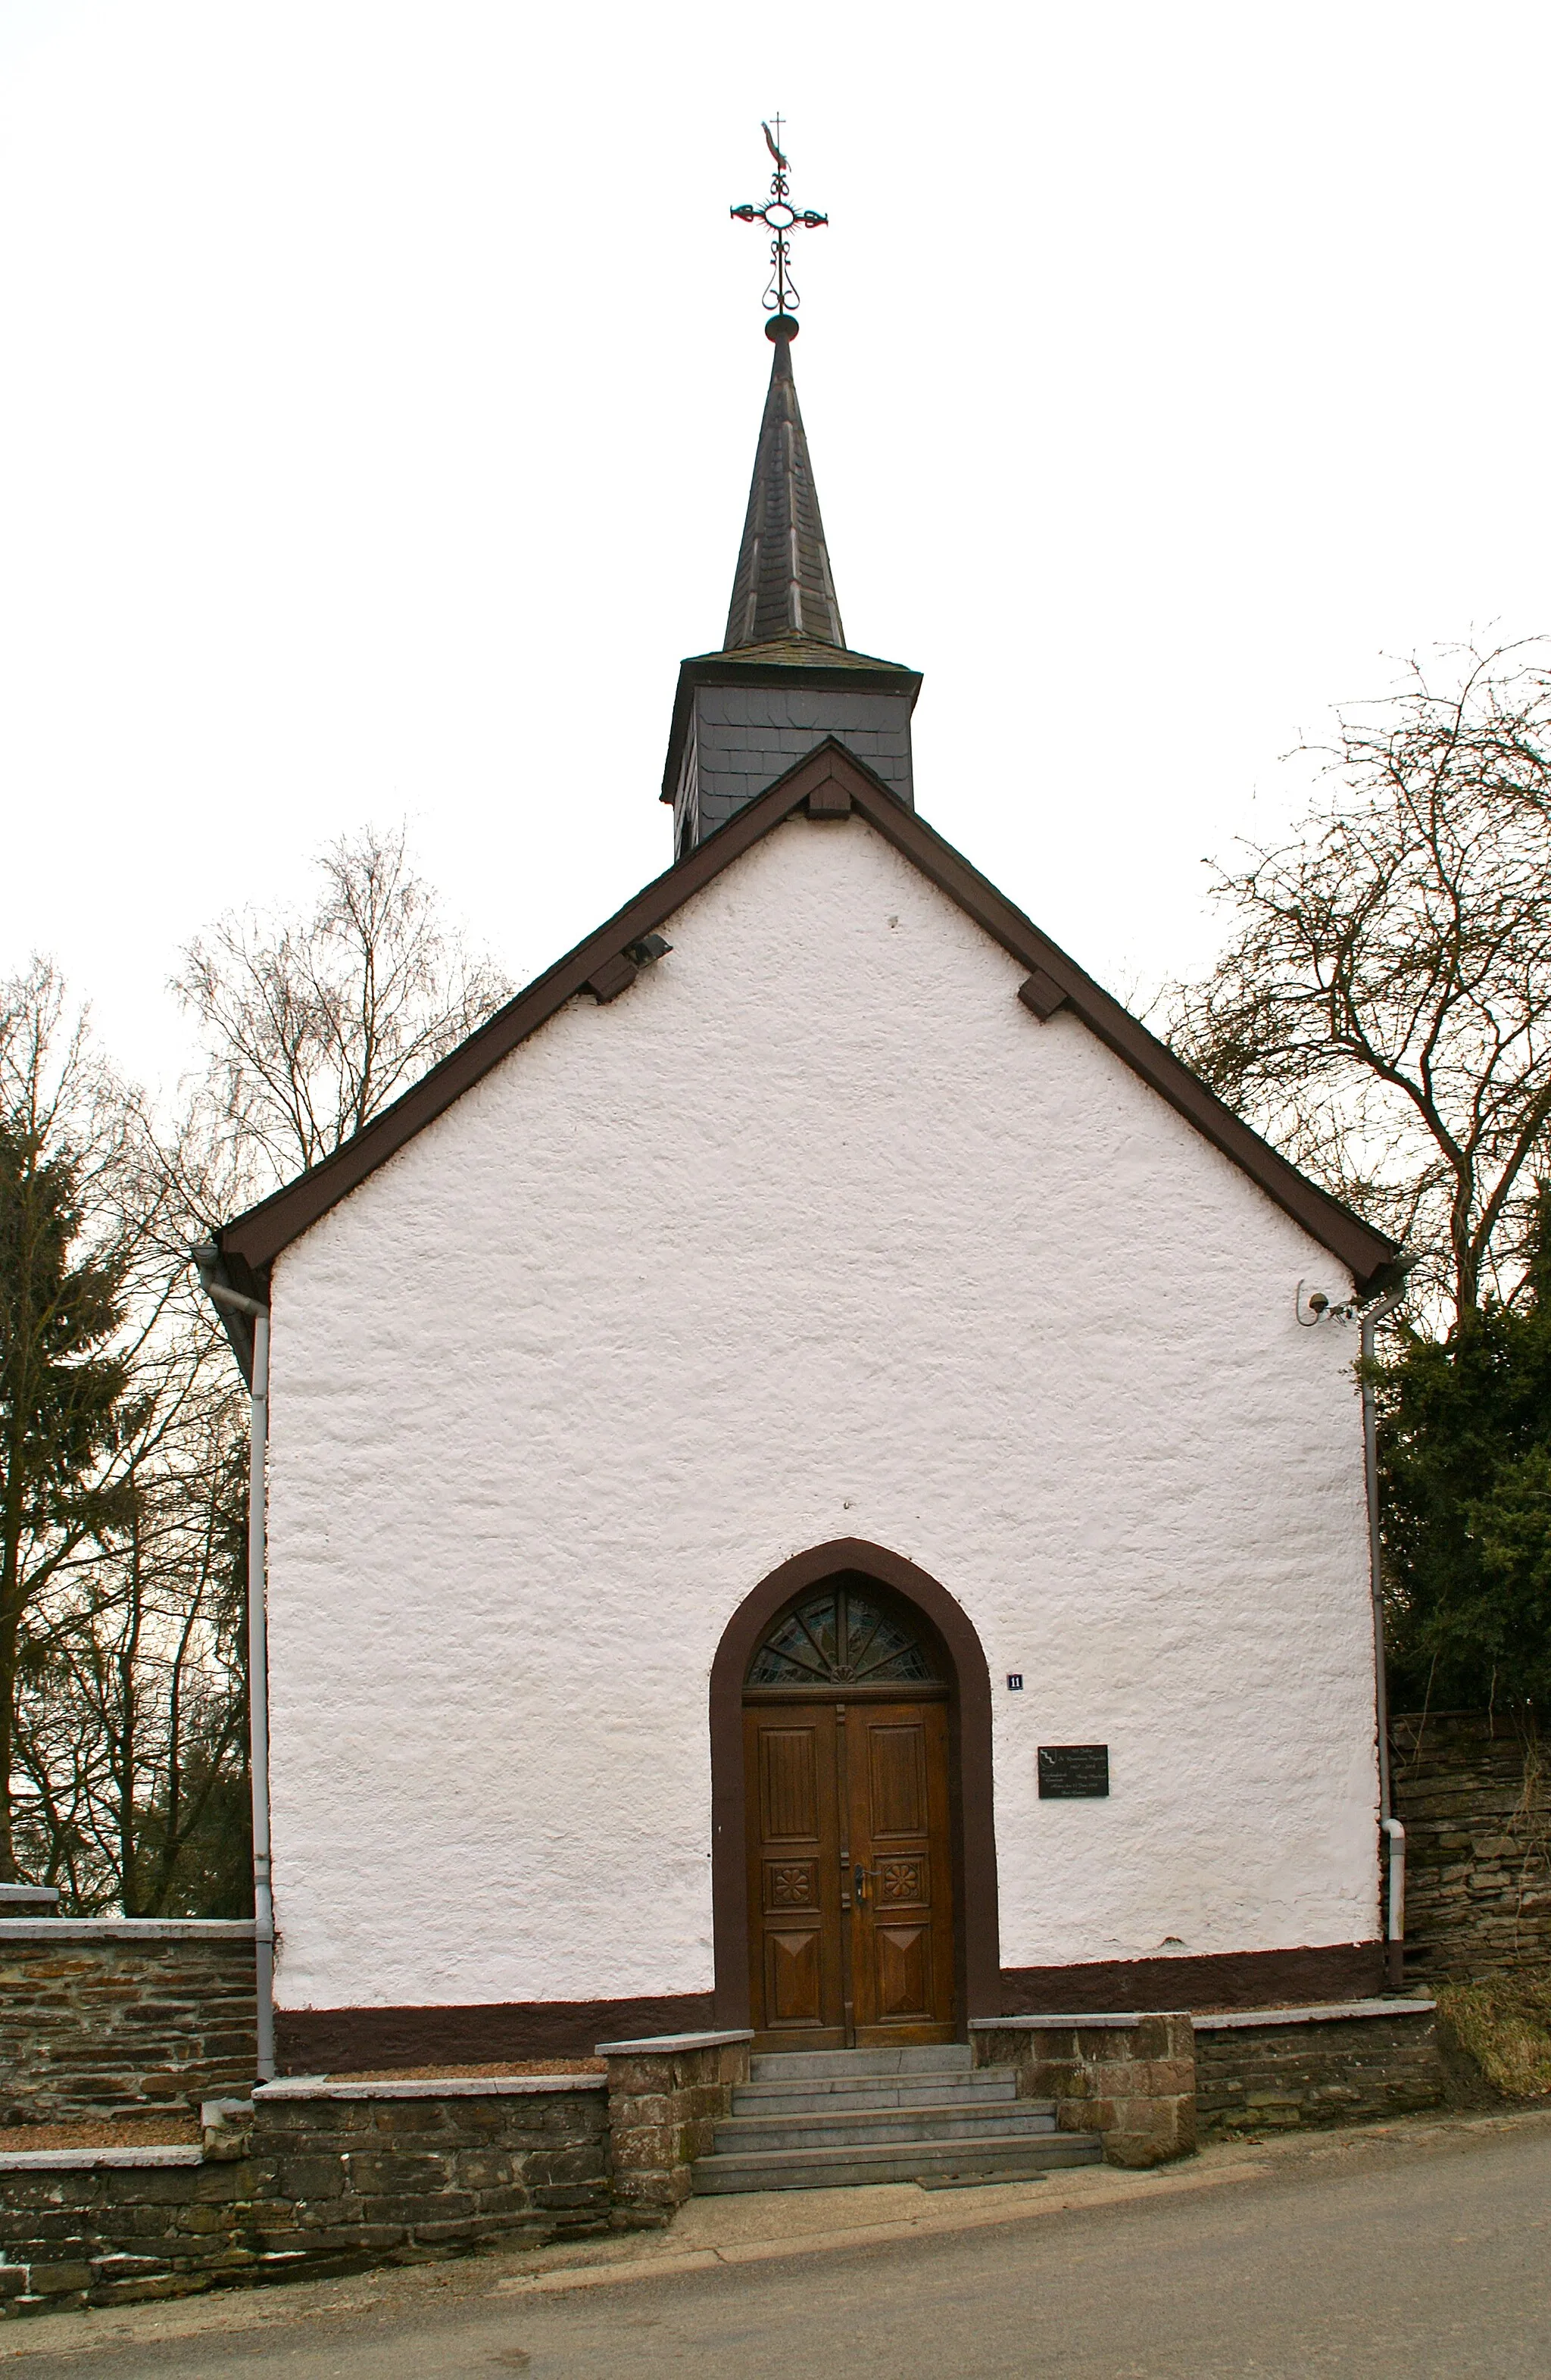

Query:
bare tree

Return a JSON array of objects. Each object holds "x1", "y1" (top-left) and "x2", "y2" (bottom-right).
[
  {"x1": 1169, "y1": 642, "x2": 1551, "y2": 1328},
  {"x1": 12, "y1": 1357, "x2": 248, "y2": 1914},
  {"x1": 173, "y1": 826, "x2": 513, "y2": 1197},
  {"x1": 5, "y1": 836, "x2": 511, "y2": 1905},
  {"x1": 0, "y1": 961, "x2": 222, "y2": 1885}
]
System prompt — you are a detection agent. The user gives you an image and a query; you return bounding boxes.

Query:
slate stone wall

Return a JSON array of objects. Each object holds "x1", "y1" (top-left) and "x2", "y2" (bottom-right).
[
  {"x1": 0, "y1": 1924, "x2": 257, "y2": 2124},
  {"x1": 1392, "y1": 1713, "x2": 1551, "y2": 1982},
  {"x1": 1194, "y1": 2008, "x2": 1445, "y2": 2138},
  {"x1": 0, "y1": 2082, "x2": 609, "y2": 2316}
]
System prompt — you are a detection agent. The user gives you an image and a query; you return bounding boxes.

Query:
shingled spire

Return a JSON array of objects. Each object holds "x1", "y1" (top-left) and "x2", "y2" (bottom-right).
[
  {"x1": 723, "y1": 326, "x2": 845, "y2": 653},
  {"x1": 661, "y1": 126, "x2": 922, "y2": 858}
]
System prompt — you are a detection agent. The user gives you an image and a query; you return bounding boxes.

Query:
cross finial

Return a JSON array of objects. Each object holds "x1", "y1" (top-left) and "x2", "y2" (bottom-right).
[{"x1": 730, "y1": 119, "x2": 828, "y2": 340}]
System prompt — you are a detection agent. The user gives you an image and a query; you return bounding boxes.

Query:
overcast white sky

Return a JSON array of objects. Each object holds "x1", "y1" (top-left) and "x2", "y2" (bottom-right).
[{"x1": 2, "y1": 1, "x2": 1547, "y2": 1104}]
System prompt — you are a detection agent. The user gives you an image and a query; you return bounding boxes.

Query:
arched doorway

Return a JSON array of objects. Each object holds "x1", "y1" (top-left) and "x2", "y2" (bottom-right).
[
  {"x1": 744, "y1": 1573, "x2": 953, "y2": 2048},
  {"x1": 707, "y1": 1540, "x2": 1001, "y2": 2046}
]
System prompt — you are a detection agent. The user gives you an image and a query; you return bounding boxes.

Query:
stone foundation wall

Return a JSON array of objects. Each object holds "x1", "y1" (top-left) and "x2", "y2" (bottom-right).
[
  {"x1": 599, "y1": 2030, "x2": 752, "y2": 2222},
  {"x1": 0, "y1": 1923, "x2": 257, "y2": 2124},
  {"x1": 1194, "y1": 2002, "x2": 1444, "y2": 2137},
  {"x1": 1392, "y1": 1713, "x2": 1551, "y2": 1982},
  {"x1": 971, "y1": 2013, "x2": 1196, "y2": 2168},
  {"x1": 0, "y1": 2077, "x2": 609, "y2": 2316}
]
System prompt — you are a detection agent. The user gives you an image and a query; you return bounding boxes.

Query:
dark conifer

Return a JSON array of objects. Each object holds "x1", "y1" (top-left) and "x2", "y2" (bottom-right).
[{"x1": 0, "y1": 1109, "x2": 129, "y2": 1878}]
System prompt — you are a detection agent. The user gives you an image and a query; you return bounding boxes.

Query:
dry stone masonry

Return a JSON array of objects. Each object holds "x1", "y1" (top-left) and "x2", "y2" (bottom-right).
[
  {"x1": 0, "y1": 2077, "x2": 610, "y2": 2315},
  {"x1": 1393, "y1": 1713, "x2": 1551, "y2": 1982},
  {"x1": 0, "y1": 1923, "x2": 257, "y2": 2125},
  {"x1": 1193, "y1": 2001, "x2": 1445, "y2": 2138}
]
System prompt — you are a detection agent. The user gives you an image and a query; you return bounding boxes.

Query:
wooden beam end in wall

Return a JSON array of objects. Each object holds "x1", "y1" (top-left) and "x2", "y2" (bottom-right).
[
  {"x1": 806, "y1": 779, "x2": 853, "y2": 818},
  {"x1": 586, "y1": 951, "x2": 639, "y2": 1004},
  {"x1": 1018, "y1": 969, "x2": 1069, "y2": 1022}
]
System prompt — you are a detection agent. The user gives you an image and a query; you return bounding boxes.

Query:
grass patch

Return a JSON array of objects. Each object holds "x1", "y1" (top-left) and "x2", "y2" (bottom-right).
[{"x1": 1436, "y1": 1973, "x2": 1551, "y2": 2098}]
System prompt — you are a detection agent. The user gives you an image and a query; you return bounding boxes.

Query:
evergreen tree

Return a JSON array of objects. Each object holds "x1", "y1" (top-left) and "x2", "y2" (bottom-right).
[
  {"x1": 0, "y1": 1104, "x2": 129, "y2": 1879},
  {"x1": 1381, "y1": 1187, "x2": 1551, "y2": 1713}
]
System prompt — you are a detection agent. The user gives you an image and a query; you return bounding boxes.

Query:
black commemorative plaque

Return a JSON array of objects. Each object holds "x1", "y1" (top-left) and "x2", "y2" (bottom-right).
[{"x1": 1038, "y1": 1744, "x2": 1109, "y2": 1798}]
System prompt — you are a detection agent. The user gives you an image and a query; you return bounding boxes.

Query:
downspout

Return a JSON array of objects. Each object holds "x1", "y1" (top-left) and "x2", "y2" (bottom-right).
[
  {"x1": 1361, "y1": 1280, "x2": 1409, "y2": 1993},
  {"x1": 194, "y1": 1255, "x2": 276, "y2": 2083}
]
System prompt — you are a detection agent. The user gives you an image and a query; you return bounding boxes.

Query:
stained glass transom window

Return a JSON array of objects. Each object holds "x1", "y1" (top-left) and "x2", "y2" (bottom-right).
[{"x1": 747, "y1": 1583, "x2": 938, "y2": 1688}]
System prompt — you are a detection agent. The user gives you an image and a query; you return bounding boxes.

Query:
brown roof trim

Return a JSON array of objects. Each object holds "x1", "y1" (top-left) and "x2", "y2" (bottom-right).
[{"x1": 217, "y1": 741, "x2": 1397, "y2": 1292}]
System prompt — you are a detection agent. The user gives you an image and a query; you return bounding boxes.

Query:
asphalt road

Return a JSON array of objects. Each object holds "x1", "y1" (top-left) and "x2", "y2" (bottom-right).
[{"x1": 7, "y1": 2115, "x2": 1550, "y2": 2378}]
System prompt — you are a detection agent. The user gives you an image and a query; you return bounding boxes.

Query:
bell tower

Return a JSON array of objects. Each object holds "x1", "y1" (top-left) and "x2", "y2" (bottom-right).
[{"x1": 661, "y1": 128, "x2": 921, "y2": 857}]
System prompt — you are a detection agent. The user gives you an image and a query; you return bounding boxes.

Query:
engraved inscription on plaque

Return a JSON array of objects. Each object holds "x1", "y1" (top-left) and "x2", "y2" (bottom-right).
[{"x1": 1038, "y1": 1744, "x2": 1109, "y2": 1798}]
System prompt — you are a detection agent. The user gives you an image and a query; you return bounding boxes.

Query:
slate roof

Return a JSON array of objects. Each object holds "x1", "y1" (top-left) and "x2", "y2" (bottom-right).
[
  {"x1": 722, "y1": 329, "x2": 847, "y2": 651},
  {"x1": 208, "y1": 741, "x2": 1400, "y2": 1339}
]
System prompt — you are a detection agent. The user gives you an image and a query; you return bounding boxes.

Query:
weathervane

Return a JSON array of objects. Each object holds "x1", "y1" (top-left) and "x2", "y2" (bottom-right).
[{"x1": 730, "y1": 118, "x2": 828, "y2": 338}]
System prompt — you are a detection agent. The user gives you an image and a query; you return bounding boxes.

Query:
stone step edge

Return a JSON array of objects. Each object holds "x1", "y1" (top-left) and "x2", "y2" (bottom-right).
[
  {"x1": 729, "y1": 2090, "x2": 1022, "y2": 2115},
  {"x1": 718, "y1": 2100, "x2": 1059, "y2": 2136},
  {"x1": 694, "y1": 2132, "x2": 1103, "y2": 2175},
  {"x1": 751, "y1": 2049, "x2": 973, "y2": 2076},
  {"x1": 735, "y1": 2065, "x2": 1021, "y2": 2096}
]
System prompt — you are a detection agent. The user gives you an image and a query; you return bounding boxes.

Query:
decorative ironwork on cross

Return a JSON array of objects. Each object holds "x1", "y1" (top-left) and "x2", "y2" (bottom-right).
[{"x1": 729, "y1": 117, "x2": 828, "y2": 336}]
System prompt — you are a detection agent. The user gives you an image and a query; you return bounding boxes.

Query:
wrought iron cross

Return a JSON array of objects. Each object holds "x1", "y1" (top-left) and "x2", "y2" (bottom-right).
[{"x1": 730, "y1": 118, "x2": 828, "y2": 326}]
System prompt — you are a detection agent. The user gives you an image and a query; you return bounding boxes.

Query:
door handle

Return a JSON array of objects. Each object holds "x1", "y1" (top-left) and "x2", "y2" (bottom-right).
[{"x1": 854, "y1": 1864, "x2": 866, "y2": 1904}]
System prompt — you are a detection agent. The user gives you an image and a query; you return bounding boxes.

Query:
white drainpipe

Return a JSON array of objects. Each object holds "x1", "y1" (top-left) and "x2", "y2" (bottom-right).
[
  {"x1": 1361, "y1": 1282, "x2": 1409, "y2": 1991},
  {"x1": 198, "y1": 1270, "x2": 276, "y2": 2082}
]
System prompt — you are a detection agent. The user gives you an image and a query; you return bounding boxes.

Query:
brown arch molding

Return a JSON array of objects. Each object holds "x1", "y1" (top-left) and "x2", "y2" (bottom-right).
[{"x1": 709, "y1": 1538, "x2": 1001, "y2": 2032}]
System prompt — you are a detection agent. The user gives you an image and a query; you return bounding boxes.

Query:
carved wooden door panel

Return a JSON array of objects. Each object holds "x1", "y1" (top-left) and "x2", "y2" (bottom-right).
[
  {"x1": 744, "y1": 1705, "x2": 847, "y2": 2048},
  {"x1": 847, "y1": 1701, "x2": 955, "y2": 2046},
  {"x1": 743, "y1": 1579, "x2": 957, "y2": 2050}
]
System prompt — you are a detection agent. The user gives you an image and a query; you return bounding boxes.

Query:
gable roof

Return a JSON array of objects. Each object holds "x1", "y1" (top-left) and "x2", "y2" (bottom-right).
[{"x1": 212, "y1": 742, "x2": 1399, "y2": 1301}]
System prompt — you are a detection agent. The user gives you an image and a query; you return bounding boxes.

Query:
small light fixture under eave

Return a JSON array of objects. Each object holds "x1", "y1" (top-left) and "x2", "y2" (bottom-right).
[{"x1": 626, "y1": 933, "x2": 673, "y2": 967}]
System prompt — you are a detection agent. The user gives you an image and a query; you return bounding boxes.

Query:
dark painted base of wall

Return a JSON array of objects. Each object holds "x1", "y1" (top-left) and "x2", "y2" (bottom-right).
[
  {"x1": 276, "y1": 1994, "x2": 716, "y2": 2073},
  {"x1": 997, "y1": 1943, "x2": 1385, "y2": 2014},
  {"x1": 277, "y1": 1948, "x2": 1386, "y2": 2073}
]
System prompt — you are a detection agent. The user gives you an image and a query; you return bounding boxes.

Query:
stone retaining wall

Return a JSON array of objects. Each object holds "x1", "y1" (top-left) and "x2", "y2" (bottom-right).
[
  {"x1": 0, "y1": 1924, "x2": 257, "y2": 2125},
  {"x1": 1194, "y1": 2001, "x2": 1444, "y2": 2138},
  {"x1": 1392, "y1": 1713, "x2": 1551, "y2": 1982},
  {"x1": 0, "y1": 2002, "x2": 1461, "y2": 2314},
  {"x1": 0, "y1": 2076, "x2": 609, "y2": 2316},
  {"x1": 598, "y1": 2031, "x2": 752, "y2": 2222},
  {"x1": 970, "y1": 2013, "x2": 1196, "y2": 2168}
]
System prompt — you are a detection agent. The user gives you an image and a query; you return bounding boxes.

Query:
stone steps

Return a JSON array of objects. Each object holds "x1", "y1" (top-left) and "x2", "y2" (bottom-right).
[
  {"x1": 732, "y1": 2069, "x2": 1019, "y2": 2115},
  {"x1": 751, "y1": 2044, "x2": 976, "y2": 2079},
  {"x1": 690, "y1": 2044, "x2": 1103, "y2": 2196},
  {"x1": 692, "y1": 2129, "x2": 1103, "y2": 2194},
  {"x1": 715, "y1": 2097, "x2": 1057, "y2": 2154}
]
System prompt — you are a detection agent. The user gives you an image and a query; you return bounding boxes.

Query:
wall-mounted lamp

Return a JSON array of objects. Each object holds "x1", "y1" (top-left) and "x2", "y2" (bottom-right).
[{"x1": 1296, "y1": 1279, "x2": 1358, "y2": 1329}]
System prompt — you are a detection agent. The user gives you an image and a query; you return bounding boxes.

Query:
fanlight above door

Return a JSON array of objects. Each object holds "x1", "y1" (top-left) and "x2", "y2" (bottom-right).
[{"x1": 746, "y1": 1580, "x2": 939, "y2": 1690}]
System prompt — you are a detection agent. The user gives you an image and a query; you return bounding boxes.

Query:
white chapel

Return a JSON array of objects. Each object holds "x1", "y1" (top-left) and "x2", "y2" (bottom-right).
[{"x1": 198, "y1": 265, "x2": 1401, "y2": 2081}]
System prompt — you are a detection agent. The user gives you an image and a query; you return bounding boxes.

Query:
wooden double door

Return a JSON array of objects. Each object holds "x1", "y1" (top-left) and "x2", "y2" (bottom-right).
[{"x1": 744, "y1": 1697, "x2": 956, "y2": 2050}]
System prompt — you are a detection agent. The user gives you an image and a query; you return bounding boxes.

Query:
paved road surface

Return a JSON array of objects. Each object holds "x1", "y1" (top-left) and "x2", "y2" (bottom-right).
[{"x1": 5, "y1": 2114, "x2": 1549, "y2": 2378}]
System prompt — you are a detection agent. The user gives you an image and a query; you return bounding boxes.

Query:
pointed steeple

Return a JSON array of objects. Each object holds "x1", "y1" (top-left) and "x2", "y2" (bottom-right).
[
  {"x1": 723, "y1": 325, "x2": 846, "y2": 654},
  {"x1": 661, "y1": 126, "x2": 922, "y2": 858}
]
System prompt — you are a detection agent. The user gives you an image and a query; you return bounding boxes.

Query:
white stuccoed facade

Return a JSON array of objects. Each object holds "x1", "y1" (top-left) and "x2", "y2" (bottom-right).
[{"x1": 264, "y1": 812, "x2": 1378, "y2": 2016}]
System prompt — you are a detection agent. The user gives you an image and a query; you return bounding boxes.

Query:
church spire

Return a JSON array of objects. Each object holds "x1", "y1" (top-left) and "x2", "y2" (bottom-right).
[
  {"x1": 660, "y1": 126, "x2": 920, "y2": 857},
  {"x1": 722, "y1": 327, "x2": 846, "y2": 652},
  {"x1": 725, "y1": 122, "x2": 844, "y2": 652}
]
